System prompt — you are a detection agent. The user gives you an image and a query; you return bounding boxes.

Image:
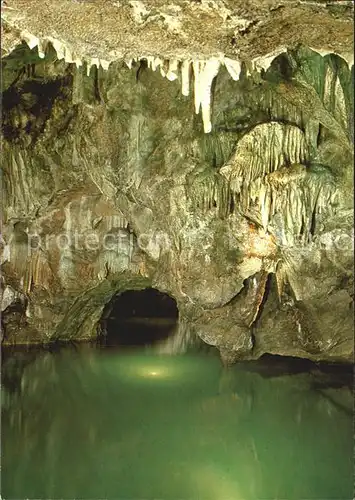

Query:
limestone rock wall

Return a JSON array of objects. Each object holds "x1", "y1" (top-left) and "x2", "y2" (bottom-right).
[{"x1": 1, "y1": 41, "x2": 353, "y2": 362}]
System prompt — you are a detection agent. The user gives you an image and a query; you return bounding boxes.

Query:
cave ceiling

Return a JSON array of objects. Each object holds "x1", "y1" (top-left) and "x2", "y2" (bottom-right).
[{"x1": 2, "y1": 0, "x2": 354, "y2": 64}]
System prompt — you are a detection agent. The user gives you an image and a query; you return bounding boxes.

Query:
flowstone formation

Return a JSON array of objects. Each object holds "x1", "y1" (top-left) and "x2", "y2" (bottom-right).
[{"x1": 1, "y1": 0, "x2": 354, "y2": 363}]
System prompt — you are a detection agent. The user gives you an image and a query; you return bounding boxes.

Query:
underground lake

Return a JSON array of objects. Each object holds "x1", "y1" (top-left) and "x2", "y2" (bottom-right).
[{"x1": 1, "y1": 322, "x2": 353, "y2": 500}]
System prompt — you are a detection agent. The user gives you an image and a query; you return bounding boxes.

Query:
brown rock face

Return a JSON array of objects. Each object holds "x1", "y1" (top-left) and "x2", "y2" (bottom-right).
[{"x1": 0, "y1": 1, "x2": 353, "y2": 362}]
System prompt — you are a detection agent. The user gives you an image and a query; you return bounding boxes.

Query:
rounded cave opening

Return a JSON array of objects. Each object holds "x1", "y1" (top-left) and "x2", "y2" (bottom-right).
[{"x1": 100, "y1": 288, "x2": 179, "y2": 347}]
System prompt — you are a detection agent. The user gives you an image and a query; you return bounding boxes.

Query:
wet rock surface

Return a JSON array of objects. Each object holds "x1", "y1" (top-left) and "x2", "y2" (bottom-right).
[{"x1": 0, "y1": 6, "x2": 353, "y2": 362}]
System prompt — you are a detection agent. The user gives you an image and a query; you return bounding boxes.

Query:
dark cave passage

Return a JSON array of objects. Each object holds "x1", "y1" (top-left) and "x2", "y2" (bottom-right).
[{"x1": 100, "y1": 288, "x2": 179, "y2": 347}]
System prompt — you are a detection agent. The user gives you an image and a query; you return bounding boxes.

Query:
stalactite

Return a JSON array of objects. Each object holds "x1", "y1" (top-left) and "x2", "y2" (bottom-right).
[
  {"x1": 166, "y1": 59, "x2": 179, "y2": 81},
  {"x1": 181, "y1": 60, "x2": 191, "y2": 96},
  {"x1": 3, "y1": 149, "x2": 37, "y2": 219},
  {"x1": 139, "y1": 54, "x2": 240, "y2": 133},
  {"x1": 252, "y1": 48, "x2": 287, "y2": 73},
  {"x1": 152, "y1": 57, "x2": 163, "y2": 71},
  {"x1": 259, "y1": 184, "x2": 270, "y2": 232},
  {"x1": 223, "y1": 58, "x2": 241, "y2": 81},
  {"x1": 20, "y1": 250, "x2": 54, "y2": 293},
  {"x1": 44, "y1": 36, "x2": 82, "y2": 68},
  {"x1": 220, "y1": 123, "x2": 308, "y2": 190},
  {"x1": 96, "y1": 229, "x2": 135, "y2": 279},
  {"x1": 15, "y1": 28, "x2": 352, "y2": 137},
  {"x1": 217, "y1": 159, "x2": 337, "y2": 243},
  {"x1": 104, "y1": 214, "x2": 129, "y2": 231},
  {"x1": 246, "y1": 271, "x2": 269, "y2": 327},
  {"x1": 187, "y1": 169, "x2": 233, "y2": 218},
  {"x1": 263, "y1": 164, "x2": 338, "y2": 243},
  {"x1": 323, "y1": 63, "x2": 349, "y2": 134},
  {"x1": 192, "y1": 60, "x2": 203, "y2": 114},
  {"x1": 37, "y1": 39, "x2": 47, "y2": 59},
  {"x1": 200, "y1": 59, "x2": 221, "y2": 133}
]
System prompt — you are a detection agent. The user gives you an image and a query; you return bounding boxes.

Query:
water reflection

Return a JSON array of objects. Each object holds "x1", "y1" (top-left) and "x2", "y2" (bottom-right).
[{"x1": 2, "y1": 345, "x2": 353, "y2": 500}]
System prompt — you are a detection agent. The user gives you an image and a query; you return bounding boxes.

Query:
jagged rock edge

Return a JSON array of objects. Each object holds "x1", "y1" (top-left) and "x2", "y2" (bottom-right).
[{"x1": 3, "y1": 30, "x2": 354, "y2": 134}]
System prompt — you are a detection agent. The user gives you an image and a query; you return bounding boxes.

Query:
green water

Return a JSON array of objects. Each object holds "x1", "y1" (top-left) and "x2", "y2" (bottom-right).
[{"x1": 1, "y1": 345, "x2": 353, "y2": 499}]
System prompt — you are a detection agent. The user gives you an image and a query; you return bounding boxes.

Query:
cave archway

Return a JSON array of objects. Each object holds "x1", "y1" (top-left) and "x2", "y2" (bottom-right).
[{"x1": 100, "y1": 288, "x2": 179, "y2": 347}]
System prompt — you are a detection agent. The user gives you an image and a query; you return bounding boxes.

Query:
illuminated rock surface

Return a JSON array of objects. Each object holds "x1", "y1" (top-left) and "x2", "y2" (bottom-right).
[{"x1": 1, "y1": 0, "x2": 353, "y2": 362}]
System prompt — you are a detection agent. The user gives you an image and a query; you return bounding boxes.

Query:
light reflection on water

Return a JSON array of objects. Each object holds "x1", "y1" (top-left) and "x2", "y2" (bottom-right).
[{"x1": 1, "y1": 344, "x2": 353, "y2": 500}]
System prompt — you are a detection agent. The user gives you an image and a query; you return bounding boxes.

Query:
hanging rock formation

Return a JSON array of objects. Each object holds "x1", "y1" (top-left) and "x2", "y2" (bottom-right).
[{"x1": 0, "y1": 0, "x2": 354, "y2": 363}]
